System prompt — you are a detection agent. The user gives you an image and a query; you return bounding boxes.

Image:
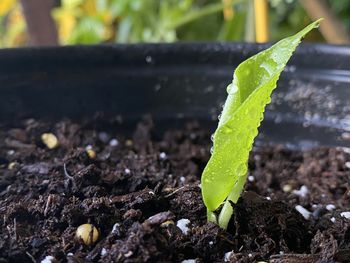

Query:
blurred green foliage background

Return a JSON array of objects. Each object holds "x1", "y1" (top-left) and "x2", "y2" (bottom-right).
[{"x1": 0, "y1": 0, "x2": 349, "y2": 47}]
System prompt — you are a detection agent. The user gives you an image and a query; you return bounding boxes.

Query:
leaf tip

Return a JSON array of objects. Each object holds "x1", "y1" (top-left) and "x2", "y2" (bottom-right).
[{"x1": 314, "y1": 18, "x2": 324, "y2": 27}]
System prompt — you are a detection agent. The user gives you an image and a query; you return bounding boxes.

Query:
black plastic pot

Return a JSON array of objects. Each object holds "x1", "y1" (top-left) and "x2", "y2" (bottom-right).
[{"x1": 0, "y1": 43, "x2": 349, "y2": 149}]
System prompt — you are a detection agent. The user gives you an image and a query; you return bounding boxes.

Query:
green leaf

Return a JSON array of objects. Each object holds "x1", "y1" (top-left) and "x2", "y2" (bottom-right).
[{"x1": 201, "y1": 19, "x2": 321, "y2": 212}]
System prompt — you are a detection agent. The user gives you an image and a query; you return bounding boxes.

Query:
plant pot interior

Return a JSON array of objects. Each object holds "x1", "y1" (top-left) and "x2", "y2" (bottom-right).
[{"x1": 0, "y1": 44, "x2": 349, "y2": 262}]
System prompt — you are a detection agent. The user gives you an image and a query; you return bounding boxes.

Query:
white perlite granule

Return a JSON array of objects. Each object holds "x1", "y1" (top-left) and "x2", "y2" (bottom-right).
[
  {"x1": 111, "y1": 223, "x2": 120, "y2": 234},
  {"x1": 41, "y1": 256, "x2": 55, "y2": 263},
  {"x1": 176, "y1": 219, "x2": 190, "y2": 235},
  {"x1": 109, "y1": 138, "x2": 119, "y2": 147},
  {"x1": 85, "y1": 145, "x2": 93, "y2": 150},
  {"x1": 326, "y1": 204, "x2": 336, "y2": 211},
  {"x1": 340, "y1": 212, "x2": 350, "y2": 219},
  {"x1": 224, "y1": 251, "x2": 234, "y2": 262},
  {"x1": 101, "y1": 248, "x2": 107, "y2": 256},
  {"x1": 159, "y1": 152, "x2": 167, "y2": 159},
  {"x1": 292, "y1": 185, "x2": 309, "y2": 198},
  {"x1": 181, "y1": 260, "x2": 196, "y2": 263},
  {"x1": 295, "y1": 205, "x2": 311, "y2": 220},
  {"x1": 340, "y1": 147, "x2": 350, "y2": 154}
]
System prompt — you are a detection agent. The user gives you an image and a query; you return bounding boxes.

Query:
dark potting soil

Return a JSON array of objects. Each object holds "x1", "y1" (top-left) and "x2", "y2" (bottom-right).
[{"x1": 0, "y1": 116, "x2": 349, "y2": 263}]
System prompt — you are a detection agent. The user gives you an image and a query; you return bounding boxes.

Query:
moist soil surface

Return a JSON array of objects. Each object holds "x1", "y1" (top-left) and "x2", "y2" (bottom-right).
[{"x1": 0, "y1": 116, "x2": 349, "y2": 263}]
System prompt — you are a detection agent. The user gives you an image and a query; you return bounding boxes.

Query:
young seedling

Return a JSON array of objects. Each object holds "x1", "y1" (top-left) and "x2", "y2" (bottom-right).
[{"x1": 201, "y1": 20, "x2": 322, "y2": 229}]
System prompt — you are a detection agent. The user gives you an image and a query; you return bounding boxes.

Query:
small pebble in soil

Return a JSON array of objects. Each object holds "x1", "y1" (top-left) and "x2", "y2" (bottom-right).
[
  {"x1": 340, "y1": 211, "x2": 350, "y2": 219},
  {"x1": 86, "y1": 149, "x2": 96, "y2": 159},
  {"x1": 109, "y1": 138, "x2": 119, "y2": 147},
  {"x1": 292, "y1": 185, "x2": 309, "y2": 198},
  {"x1": 124, "y1": 168, "x2": 131, "y2": 174},
  {"x1": 124, "y1": 251, "x2": 133, "y2": 258},
  {"x1": 326, "y1": 204, "x2": 336, "y2": 211},
  {"x1": 146, "y1": 211, "x2": 174, "y2": 225},
  {"x1": 266, "y1": 197, "x2": 271, "y2": 200},
  {"x1": 8, "y1": 162, "x2": 17, "y2": 170},
  {"x1": 41, "y1": 255, "x2": 56, "y2": 263},
  {"x1": 181, "y1": 260, "x2": 196, "y2": 263},
  {"x1": 125, "y1": 139, "x2": 133, "y2": 147},
  {"x1": 330, "y1": 217, "x2": 336, "y2": 223},
  {"x1": 295, "y1": 205, "x2": 311, "y2": 220},
  {"x1": 159, "y1": 152, "x2": 167, "y2": 159},
  {"x1": 41, "y1": 133, "x2": 59, "y2": 149},
  {"x1": 282, "y1": 184, "x2": 292, "y2": 193},
  {"x1": 75, "y1": 224, "x2": 99, "y2": 245},
  {"x1": 176, "y1": 218, "x2": 190, "y2": 235},
  {"x1": 180, "y1": 176, "x2": 185, "y2": 183},
  {"x1": 85, "y1": 145, "x2": 96, "y2": 159}
]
